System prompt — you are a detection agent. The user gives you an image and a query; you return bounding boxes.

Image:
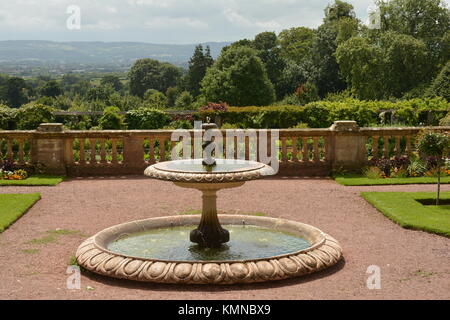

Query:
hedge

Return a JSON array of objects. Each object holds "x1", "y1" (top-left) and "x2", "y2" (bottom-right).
[{"x1": 198, "y1": 98, "x2": 450, "y2": 128}]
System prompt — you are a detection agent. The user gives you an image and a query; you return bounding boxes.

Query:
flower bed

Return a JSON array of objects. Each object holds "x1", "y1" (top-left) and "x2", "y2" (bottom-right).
[{"x1": 0, "y1": 160, "x2": 28, "y2": 181}]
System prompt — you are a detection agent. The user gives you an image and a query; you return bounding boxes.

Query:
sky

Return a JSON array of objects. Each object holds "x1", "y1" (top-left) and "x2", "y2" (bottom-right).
[{"x1": 0, "y1": 0, "x2": 448, "y2": 44}]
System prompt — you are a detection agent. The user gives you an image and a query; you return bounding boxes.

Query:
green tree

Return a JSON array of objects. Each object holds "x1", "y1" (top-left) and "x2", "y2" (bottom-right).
[
  {"x1": 144, "y1": 90, "x2": 168, "y2": 109},
  {"x1": 427, "y1": 61, "x2": 450, "y2": 100},
  {"x1": 336, "y1": 32, "x2": 429, "y2": 99},
  {"x1": 101, "y1": 75, "x2": 124, "y2": 92},
  {"x1": 377, "y1": 0, "x2": 449, "y2": 66},
  {"x1": 278, "y1": 27, "x2": 316, "y2": 64},
  {"x1": 187, "y1": 45, "x2": 214, "y2": 97},
  {"x1": 0, "y1": 104, "x2": 16, "y2": 130},
  {"x1": 99, "y1": 106, "x2": 126, "y2": 130},
  {"x1": 86, "y1": 85, "x2": 114, "y2": 103},
  {"x1": 16, "y1": 103, "x2": 55, "y2": 130},
  {"x1": 174, "y1": 91, "x2": 193, "y2": 110},
  {"x1": 200, "y1": 46, "x2": 275, "y2": 106},
  {"x1": 6, "y1": 77, "x2": 29, "y2": 108},
  {"x1": 417, "y1": 131, "x2": 450, "y2": 205},
  {"x1": 40, "y1": 80, "x2": 63, "y2": 98},
  {"x1": 129, "y1": 59, "x2": 182, "y2": 98},
  {"x1": 324, "y1": 0, "x2": 356, "y2": 23},
  {"x1": 253, "y1": 32, "x2": 286, "y2": 99},
  {"x1": 165, "y1": 87, "x2": 178, "y2": 108}
]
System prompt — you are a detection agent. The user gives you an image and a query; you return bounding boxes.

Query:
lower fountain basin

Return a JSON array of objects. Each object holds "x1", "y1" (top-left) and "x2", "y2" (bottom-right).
[{"x1": 76, "y1": 215, "x2": 343, "y2": 285}]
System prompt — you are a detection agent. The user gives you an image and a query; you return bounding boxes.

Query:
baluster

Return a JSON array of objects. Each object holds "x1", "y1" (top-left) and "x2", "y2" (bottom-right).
[
  {"x1": 223, "y1": 135, "x2": 227, "y2": 160},
  {"x1": 313, "y1": 137, "x2": 320, "y2": 163},
  {"x1": 111, "y1": 139, "x2": 118, "y2": 164},
  {"x1": 406, "y1": 136, "x2": 412, "y2": 157},
  {"x1": 159, "y1": 138, "x2": 166, "y2": 162},
  {"x1": 0, "y1": 138, "x2": 3, "y2": 165},
  {"x1": 292, "y1": 137, "x2": 298, "y2": 162},
  {"x1": 395, "y1": 136, "x2": 402, "y2": 157},
  {"x1": 372, "y1": 136, "x2": 379, "y2": 160},
  {"x1": 171, "y1": 140, "x2": 177, "y2": 160},
  {"x1": 383, "y1": 136, "x2": 390, "y2": 159},
  {"x1": 17, "y1": 139, "x2": 25, "y2": 165},
  {"x1": 79, "y1": 139, "x2": 85, "y2": 165},
  {"x1": 302, "y1": 137, "x2": 309, "y2": 163},
  {"x1": 234, "y1": 136, "x2": 238, "y2": 160},
  {"x1": 6, "y1": 139, "x2": 13, "y2": 160},
  {"x1": 149, "y1": 138, "x2": 155, "y2": 164},
  {"x1": 100, "y1": 139, "x2": 107, "y2": 164},
  {"x1": 281, "y1": 137, "x2": 287, "y2": 162},
  {"x1": 245, "y1": 136, "x2": 250, "y2": 161},
  {"x1": 90, "y1": 138, "x2": 97, "y2": 164}
]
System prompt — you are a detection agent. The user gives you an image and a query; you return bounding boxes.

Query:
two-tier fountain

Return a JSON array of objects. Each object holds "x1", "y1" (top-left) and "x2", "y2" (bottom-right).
[{"x1": 76, "y1": 123, "x2": 343, "y2": 284}]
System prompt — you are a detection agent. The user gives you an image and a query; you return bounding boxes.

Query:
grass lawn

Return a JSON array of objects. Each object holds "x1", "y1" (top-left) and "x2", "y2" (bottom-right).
[
  {"x1": 362, "y1": 192, "x2": 450, "y2": 237},
  {"x1": 335, "y1": 174, "x2": 450, "y2": 186},
  {"x1": 0, "y1": 175, "x2": 64, "y2": 186},
  {"x1": 0, "y1": 194, "x2": 41, "y2": 232}
]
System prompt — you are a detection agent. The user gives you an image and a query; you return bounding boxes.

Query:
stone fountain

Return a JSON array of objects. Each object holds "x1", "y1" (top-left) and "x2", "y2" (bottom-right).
[{"x1": 76, "y1": 122, "x2": 343, "y2": 284}]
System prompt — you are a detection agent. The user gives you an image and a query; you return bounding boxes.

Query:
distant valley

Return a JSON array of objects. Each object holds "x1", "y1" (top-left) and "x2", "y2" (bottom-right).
[{"x1": 0, "y1": 40, "x2": 230, "y2": 76}]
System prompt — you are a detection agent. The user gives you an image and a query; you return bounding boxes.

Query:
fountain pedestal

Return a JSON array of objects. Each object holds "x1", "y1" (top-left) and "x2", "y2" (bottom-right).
[{"x1": 175, "y1": 182, "x2": 244, "y2": 248}]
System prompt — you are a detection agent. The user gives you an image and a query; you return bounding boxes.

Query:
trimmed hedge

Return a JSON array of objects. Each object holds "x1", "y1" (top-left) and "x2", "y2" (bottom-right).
[{"x1": 198, "y1": 98, "x2": 450, "y2": 128}]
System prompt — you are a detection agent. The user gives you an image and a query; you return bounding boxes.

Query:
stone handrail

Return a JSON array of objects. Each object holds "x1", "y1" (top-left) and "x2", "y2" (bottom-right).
[{"x1": 0, "y1": 122, "x2": 449, "y2": 176}]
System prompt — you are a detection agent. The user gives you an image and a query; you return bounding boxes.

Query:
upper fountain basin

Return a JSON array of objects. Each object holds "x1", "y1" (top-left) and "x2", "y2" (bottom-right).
[{"x1": 145, "y1": 159, "x2": 275, "y2": 183}]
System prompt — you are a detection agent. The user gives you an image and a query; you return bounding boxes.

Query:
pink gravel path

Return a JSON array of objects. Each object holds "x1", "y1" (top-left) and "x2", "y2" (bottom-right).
[{"x1": 0, "y1": 177, "x2": 448, "y2": 300}]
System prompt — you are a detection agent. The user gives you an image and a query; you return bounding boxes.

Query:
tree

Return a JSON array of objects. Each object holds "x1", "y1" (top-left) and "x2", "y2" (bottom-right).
[
  {"x1": 144, "y1": 90, "x2": 168, "y2": 109},
  {"x1": 308, "y1": 1, "x2": 359, "y2": 97},
  {"x1": 101, "y1": 75, "x2": 123, "y2": 92},
  {"x1": 417, "y1": 131, "x2": 449, "y2": 205},
  {"x1": 40, "y1": 80, "x2": 63, "y2": 98},
  {"x1": 129, "y1": 59, "x2": 182, "y2": 98},
  {"x1": 378, "y1": 0, "x2": 449, "y2": 45},
  {"x1": 99, "y1": 106, "x2": 126, "y2": 130},
  {"x1": 175, "y1": 91, "x2": 193, "y2": 110},
  {"x1": 16, "y1": 103, "x2": 55, "y2": 130},
  {"x1": 165, "y1": 87, "x2": 178, "y2": 108},
  {"x1": 186, "y1": 45, "x2": 214, "y2": 97},
  {"x1": 252, "y1": 32, "x2": 286, "y2": 99},
  {"x1": 427, "y1": 61, "x2": 450, "y2": 100},
  {"x1": 200, "y1": 46, "x2": 276, "y2": 106},
  {"x1": 324, "y1": 0, "x2": 356, "y2": 23},
  {"x1": 5, "y1": 77, "x2": 28, "y2": 108},
  {"x1": 278, "y1": 27, "x2": 316, "y2": 64},
  {"x1": 336, "y1": 32, "x2": 429, "y2": 99},
  {"x1": 86, "y1": 85, "x2": 114, "y2": 103}
]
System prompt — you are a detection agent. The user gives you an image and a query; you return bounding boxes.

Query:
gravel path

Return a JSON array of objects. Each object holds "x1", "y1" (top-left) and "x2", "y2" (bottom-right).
[{"x1": 0, "y1": 177, "x2": 448, "y2": 300}]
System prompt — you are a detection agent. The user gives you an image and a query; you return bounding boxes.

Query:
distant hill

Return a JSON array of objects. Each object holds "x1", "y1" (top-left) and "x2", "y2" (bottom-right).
[{"x1": 0, "y1": 40, "x2": 231, "y2": 76}]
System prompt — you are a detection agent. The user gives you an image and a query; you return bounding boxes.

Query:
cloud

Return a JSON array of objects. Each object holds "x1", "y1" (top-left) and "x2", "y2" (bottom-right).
[{"x1": 0, "y1": 0, "x2": 447, "y2": 43}]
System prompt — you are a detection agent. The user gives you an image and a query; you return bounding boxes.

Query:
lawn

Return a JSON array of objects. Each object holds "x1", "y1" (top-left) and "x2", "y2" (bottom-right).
[
  {"x1": 0, "y1": 194, "x2": 41, "y2": 232},
  {"x1": 335, "y1": 174, "x2": 450, "y2": 186},
  {"x1": 0, "y1": 175, "x2": 64, "y2": 186},
  {"x1": 362, "y1": 192, "x2": 450, "y2": 237}
]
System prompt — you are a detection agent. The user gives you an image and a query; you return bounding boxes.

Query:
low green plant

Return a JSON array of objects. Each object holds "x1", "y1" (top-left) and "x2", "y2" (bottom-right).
[{"x1": 363, "y1": 166, "x2": 383, "y2": 179}]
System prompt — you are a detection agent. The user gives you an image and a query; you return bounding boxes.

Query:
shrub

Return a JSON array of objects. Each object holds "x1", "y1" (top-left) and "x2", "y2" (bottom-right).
[
  {"x1": 98, "y1": 107, "x2": 126, "y2": 130},
  {"x1": 16, "y1": 103, "x2": 56, "y2": 130},
  {"x1": 364, "y1": 166, "x2": 383, "y2": 179},
  {"x1": 174, "y1": 91, "x2": 194, "y2": 110},
  {"x1": 0, "y1": 105, "x2": 17, "y2": 130},
  {"x1": 407, "y1": 159, "x2": 427, "y2": 177},
  {"x1": 125, "y1": 108, "x2": 171, "y2": 129}
]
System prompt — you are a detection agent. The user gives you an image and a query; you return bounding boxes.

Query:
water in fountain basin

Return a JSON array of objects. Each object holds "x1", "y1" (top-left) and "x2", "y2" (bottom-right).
[{"x1": 107, "y1": 225, "x2": 311, "y2": 261}]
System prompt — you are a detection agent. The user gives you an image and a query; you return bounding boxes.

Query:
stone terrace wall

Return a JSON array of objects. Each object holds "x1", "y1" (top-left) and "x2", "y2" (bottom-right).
[{"x1": 0, "y1": 122, "x2": 448, "y2": 177}]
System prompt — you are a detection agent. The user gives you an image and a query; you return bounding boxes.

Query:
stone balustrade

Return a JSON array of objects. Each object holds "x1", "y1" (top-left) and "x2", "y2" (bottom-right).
[{"x1": 0, "y1": 122, "x2": 448, "y2": 176}]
